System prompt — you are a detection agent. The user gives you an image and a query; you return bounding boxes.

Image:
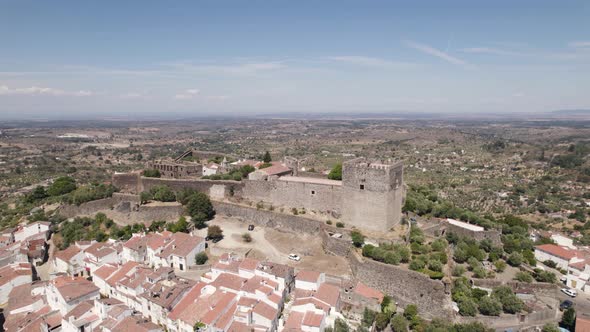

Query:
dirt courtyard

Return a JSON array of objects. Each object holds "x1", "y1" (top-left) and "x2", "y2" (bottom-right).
[{"x1": 194, "y1": 215, "x2": 352, "y2": 278}]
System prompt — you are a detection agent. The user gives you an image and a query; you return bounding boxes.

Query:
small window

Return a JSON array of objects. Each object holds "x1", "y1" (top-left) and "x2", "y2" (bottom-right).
[
  {"x1": 360, "y1": 185, "x2": 365, "y2": 190},
  {"x1": 311, "y1": 190, "x2": 316, "y2": 196}
]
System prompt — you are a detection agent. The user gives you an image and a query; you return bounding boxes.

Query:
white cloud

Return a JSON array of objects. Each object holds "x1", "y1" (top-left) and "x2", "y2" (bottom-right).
[
  {"x1": 461, "y1": 47, "x2": 522, "y2": 56},
  {"x1": 165, "y1": 61, "x2": 285, "y2": 75},
  {"x1": 327, "y1": 56, "x2": 410, "y2": 67},
  {"x1": 0, "y1": 84, "x2": 93, "y2": 96},
  {"x1": 120, "y1": 92, "x2": 145, "y2": 99},
  {"x1": 569, "y1": 41, "x2": 590, "y2": 49},
  {"x1": 174, "y1": 88, "x2": 200, "y2": 100},
  {"x1": 406, "y1": 41, "x2": 469, "y2": 66}
]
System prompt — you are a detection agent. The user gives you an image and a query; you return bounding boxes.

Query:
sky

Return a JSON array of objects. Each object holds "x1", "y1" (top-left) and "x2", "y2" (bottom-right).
[{"x1": 0, "y1": 0, "x2": 589, "y2": 119}]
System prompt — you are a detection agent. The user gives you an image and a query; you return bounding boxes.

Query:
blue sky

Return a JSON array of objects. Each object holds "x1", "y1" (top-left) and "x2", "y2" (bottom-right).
[{"x1": 0, "y1": 0, "x2": 589, "y2": 118}]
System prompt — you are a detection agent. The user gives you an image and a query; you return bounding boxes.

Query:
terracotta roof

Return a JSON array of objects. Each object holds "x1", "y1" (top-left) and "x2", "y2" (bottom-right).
[
  {"x1": 212, "y1": 273, "x2": 247, "y2": 291},
  {"x1": 257, "y1": 261, "x2": 294, "y2": 279},
  {"x1": 252, "y1": 301, "x2": 278, "y2": 320},
  {"x1": 167, "y1": 282, "x2": 206, "y2": 320},
  {"x1": 284, "y1": 311, "x2": 305, "y2": 331},
  {"x1": 157, "y1": 232, "x2": 204, "y2": 258},
  {"x1": 535, "y1": 244, "x2": 580, "y2": 260},
  {"x1": 0, "y1": 262, "x2": 32, "y2": 286},
  {"x1": 52, "y1": 276, "x2": 98, "y2": 302},
  {"x1": 259, "y1": 163, "x2": 292, "y2": 176},
  {"x1": 105, "y1": 261, "x2": 139, "y2": 287},
  {"x1": 316, "y1": 283, "x2": 340, "y2": 307},
  {"x1": 111, "y1": 315, "x2": 162, "y2": 332},
  {"x1": 302, "y1": 311, "x2": 324, "y2": 327},
  {"x1": 296, "y1": 270, "x2": 321, "y2": 283},
  {"x1": 93, "y1": 264, "x2": 117, "y2": 281},
  {"x1": 239, "y1": 258, "x2": 260, "y2": 271},
  {"x1": 123, "y1": 235, "x2": 146, "y2": 251},
  {"x1": 64, "y1": 300, "x2": 94, "y2": 320},
  {"x1": 54, "y1": 245, "x2": 82, "y2": 262},
  {"x1": 354, "y1": 281, "x2": 384, "y2": 303},
  {"x1": 577, "y1": 316, "x2": 590, "y2": 332}
]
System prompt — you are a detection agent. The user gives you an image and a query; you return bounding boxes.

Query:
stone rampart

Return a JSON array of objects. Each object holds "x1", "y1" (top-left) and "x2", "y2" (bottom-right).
[
  {"x1": 112, "y1": 172, "x2": 141, "y2": 193},
  {"x1": 471, "y1": 279, "x2": 559, "y2": 297},
  {"x1": 443, "y1": 223, "x2": 502, "y2": 246},
  {"x1": 140, "y1": 177, "x2": 244, "y2": 199},
  {"x1": 212, "y1": 201, "x2": 321, "y2": 234},
  {"x1": 321, "y1": 230, "x2": 351, "y2": 257},
  {"x1": 347, "y1": 251, "x2": 452, "y2": 318},
  {"x1": 242, "y1": 179, "x2": 342, "y2": 216}
]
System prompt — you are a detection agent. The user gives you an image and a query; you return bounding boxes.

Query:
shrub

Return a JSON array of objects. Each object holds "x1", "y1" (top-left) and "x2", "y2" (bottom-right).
[
  {"x1": 48, "y1": 176, "x2": 76, "y2": 196},
  {"x1": 403, "y1": 304, "x2": 418, "y2": 320},
  {"x1": 452, "y1": 265, "x2": 466, "y2": 277},
  {"x1": 543, "y1": 260, "x2": 557, "y2": 268},
  {"x1": 389, "y1": 314, "x2": 408, "y2": 332},
  {"x1": 195, "y1": 252, "x2": 208, "y2": 265},
  {"x1": 242, "y1": 233, "x2": 252, "y2": 243},
  {"x1": 478, "y1": 296, "x2": 502, "y2": 316},
  {"x1": 143, "y1": 169, "x2": 161, "y2": 177},
  {"x1": 533, "y1": 268, "x2": 556, "y2": 283},
  {"x1": 409, "y1": 259, "x2": 426, "y2": 271},
  {"x1": 494, "y1": 260, "x2": 507, "y2": 272},
  {"x1": 507, "y1": 252, "x2": 523, "y2": 267},
  {"x1": 362, "y1": 244, "x2": 375, "y2": 258},
  {"x1": 458, "y1": 298, "x2": 478, "y2": 316},
  {"x1": 207, "y1": 225, "x2": 223, "y2": 240},
  {"x1": 328, "y1": 163, "x2": 343, "y2": 180},
  {"x1": 351, "y1": 230, "x2": 365, "y2": 248},
  {"x1": 336, "y1": 222, "x2": 345, "y2": 228},
  {"x1": 326, "y1": 220, "x2": 332, "y2": 225},
  {"x1": 384, "y1": 251, "x2": 401, "y2": 265},
  {"x1": 492, "y1": 286, "x2": 524, "y2": 314},
  {"x1": 514, "y1": 271, "x2": 533, "y2": 283},
  {"x1": 472, "y1": 267, "x2": 487, "y2": 279},
  {"x1": 428, "y1": 260, "x2": 443, "y2": 272},
  {"x1": 430, "y1": 238, "x2": 448, "y2": 252}
]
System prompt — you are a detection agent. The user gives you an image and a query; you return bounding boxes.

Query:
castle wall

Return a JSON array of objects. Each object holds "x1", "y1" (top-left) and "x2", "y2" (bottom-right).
[
  {"x1": 112, "y1": 173, "x2": 141, "y2": 193},
  {"x1": 140, "y1": 177, "x2": 244, "y2": 198},
  {"x1": 442, "y1": 222, "x2": 502, "y2": 246},
  {"x1": 242, "y1": 179, "x2": 342, "y2": 215},
  {"x1": 212, "y1": 201, "x2": 322, "y2": 234},
  {"x1": 347, "y1": 251, "x2": 452, "y2": 319}
]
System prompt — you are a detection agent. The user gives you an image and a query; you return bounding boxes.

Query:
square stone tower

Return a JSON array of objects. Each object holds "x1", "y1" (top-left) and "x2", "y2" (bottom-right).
[{"x1": 341, "y1": 158, "x2": 404, "y2": 232}]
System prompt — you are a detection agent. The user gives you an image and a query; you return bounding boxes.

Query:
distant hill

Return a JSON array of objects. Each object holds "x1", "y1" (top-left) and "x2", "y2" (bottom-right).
[{"x1": 551, "y1": 109, "x2": 590, "y2": 115}]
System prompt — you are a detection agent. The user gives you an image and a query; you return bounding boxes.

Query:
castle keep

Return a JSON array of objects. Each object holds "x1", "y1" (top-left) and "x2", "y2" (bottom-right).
[{"x1": 113, "y1": 157, "x2": 404, "y2": 232}]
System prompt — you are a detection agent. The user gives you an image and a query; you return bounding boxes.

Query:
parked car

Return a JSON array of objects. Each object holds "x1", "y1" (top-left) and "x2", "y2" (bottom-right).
[
  {"x1": 561, "y1": 288, "x2": 577, "y2": 297},
  {"x1": 212, "y1": 237, "x2": 222, "y2": 243},
  {"x1": 560, "y1": 300, "x2": 574, "y2": 311},
  {"x1": 248, "y1": 224, "x2": 255, "y2": 231},
  {"x1": 288, "y1": 253, "x2": 301, "y2": 261},
  {"x1": 560, "y1": 275, "x2": 567, "y2": 284}
]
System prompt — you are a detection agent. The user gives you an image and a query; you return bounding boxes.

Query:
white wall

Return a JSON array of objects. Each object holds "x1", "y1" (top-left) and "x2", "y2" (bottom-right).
[{"x1": 534, "y1": 249, "x2": 570, "y2": 270}]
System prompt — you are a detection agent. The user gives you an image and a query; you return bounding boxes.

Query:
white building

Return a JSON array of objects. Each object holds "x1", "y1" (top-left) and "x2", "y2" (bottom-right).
[
  {"x1": 0, "y1": 262, "x2": 33, "y2": 306},
  {"x1": 203, "y1": 162, "x2": 220, "y2": 176},
  {"x1": 534, "y1": 244, "x2": 584, "y2": 270},
  {"x1": 46, "y1": 276, "x2": 100, "y2": 315},
  {"x1": 13, "y1": 221, "x2": 50, "y2": 242}
]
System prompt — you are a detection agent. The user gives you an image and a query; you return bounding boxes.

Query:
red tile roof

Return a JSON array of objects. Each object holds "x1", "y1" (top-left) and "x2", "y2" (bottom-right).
[
  {"x1": 535, "y1": 244, "x2": 580, "y2": 260},
  {"x1": 296, "y1": 270, "x2": 321, "y2": 283},
  {"x1": 52, "y1": 276, "x2": 99, "y2": 302},
  {"x1": 577, "y1": 316, "x2": 590, "y2": 332},
  {"x1": 54, "y1": 245, "x2": 82, "y2": 262},
  {"x1": 354, "y1": 281, "x2": 384, "y2": 303}
]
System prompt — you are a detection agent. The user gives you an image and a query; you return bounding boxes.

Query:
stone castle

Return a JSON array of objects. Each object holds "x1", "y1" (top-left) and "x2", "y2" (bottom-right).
[{"x1": 113, "y1": 156, "x2": 404, "y2": 232}]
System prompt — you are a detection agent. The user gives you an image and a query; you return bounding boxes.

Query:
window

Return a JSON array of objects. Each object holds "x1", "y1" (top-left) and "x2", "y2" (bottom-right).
[
  {"x1": 180, "y1": 263, "x2": 184, "y2": 271},
  {"x1": 311, "y1": 190, "x2": 316, "y2": 196},
  {"x1": 359, "y1": 185, "x2": 365, "y2": 190}
]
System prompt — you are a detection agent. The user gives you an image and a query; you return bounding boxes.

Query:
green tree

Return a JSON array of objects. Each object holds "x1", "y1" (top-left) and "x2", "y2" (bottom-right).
[
  {"x1": 458, "y1": 298, "x2": 477, "y2": 316},
  {"x1": 403, "y1": 304, "x2": 418, "y2": 321},
  {"x1": 351, "y1": 230, "x2": 365, "y2": 248},
  {"x1": 47, "y1": 176, "x2": 76, "y2": 196},
  {"x1": 195, "y1": 252, "x2": 208, "y2": 265},
  {"x1": 390, "y1": 314, "x2": 408, "y2": 332},
  {"x1": 507, "y1": 252, "x2": 523, "y2": 267},
  {"x1": 375, "y1": 312, "x2": 391, "y2": 331},
  {"x1": 514, "y1": 271, "x2": 533, "y2": 283},
  {"x1": 477, "y1": 297, "x2": 502, "y2": 316},
  {"x1": 263, "y1": 151, "x2": 272, "y2": 163},
  {"x1": 361, "y1": 308, "x2": 377, "y2": 327},
  {"x1": 334, "y1": 318, "x2": 350, "y2": 332},
  {"x1": 140, "y1": 191, "x2": 152, "y2": 204},
  {"x1": 185, "y1": 192, "x2": 215, "y2": 228},
  {"x1": 207, "y1": 225, "x2": 223, "y2": 240},
  {"x1": 561, "y1": 308, "x2": 576, "y2": 331},
  {"x1": 492, "y1": 286, "x2": 523, "y2": 314},
  {"x1": 143, "y1": 169, "x2": 161, "y2": 178},
  {"x1": 494, "y1": 260, "x2": 507, "y2": 272},
  {"x1": 541, "y1": 324, "x2": 560, "y2": 332},
  {"x1": 26, "y1": 186, "x2": 48, "y2": 203},
  {"x1": 328, "y1": 163, "x2": 343, "y2": 180}
]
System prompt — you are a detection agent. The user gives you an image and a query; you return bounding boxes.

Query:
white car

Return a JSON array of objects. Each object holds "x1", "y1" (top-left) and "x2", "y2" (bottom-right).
[
  {"x1": 561, "y1": 288, "x2": 577, "y2": 298},
  {"x1": 288, "y1": 254, "x2": 301, "y2": 261}
]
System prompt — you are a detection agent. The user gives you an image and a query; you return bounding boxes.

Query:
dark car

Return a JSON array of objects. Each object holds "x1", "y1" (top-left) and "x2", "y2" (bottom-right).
[
  {"x1": 212, "y1": 237, "x2": 222, "y2": 243},
  {"x1": 248, "y1": 224, "x2": 255, "y2": 231},
  {"x1": 560, "y1": 300, "x2": 573, "y2": 311}
]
